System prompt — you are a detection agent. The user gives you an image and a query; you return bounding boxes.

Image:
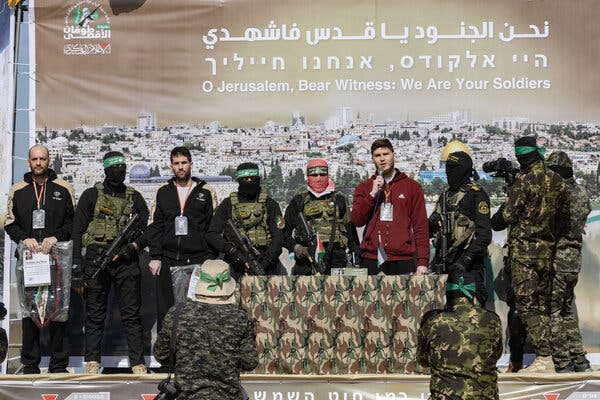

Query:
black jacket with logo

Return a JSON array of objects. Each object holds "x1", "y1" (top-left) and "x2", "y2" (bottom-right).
[
  {"x1": 5, "y1": 169, "x2": 75, "y2": 244},
  {"x1": 146, "y1": 177, "x2": 215, "y2": 263}
]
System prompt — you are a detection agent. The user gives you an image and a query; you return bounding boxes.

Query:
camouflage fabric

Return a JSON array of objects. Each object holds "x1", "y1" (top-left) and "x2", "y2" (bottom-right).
[
  {"x1": 502, "y1": 160, "x2": 566, "y2": 357},
  {"x1": 550, "y1": 178, "x2": 591, "y2": 367},
  {"x1": 511, "y1": 257, "x2": 552, "y2": 356},
  {"x1": 154, "y1": 300, "x2": 258, "y2": 400},
  {"x1": 239, "y1": 274, "x2": 446, "y2": 374},
  {"x1": 502, "y1": 161, "x2": 567, "y2": 259},
  {"x1": 417, "y1": 297, "x2": 502, "y2": 400}
]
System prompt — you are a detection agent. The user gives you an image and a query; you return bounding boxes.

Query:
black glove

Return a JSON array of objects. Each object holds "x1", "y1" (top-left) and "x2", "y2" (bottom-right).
[
  {"x1": 0, "y1": 302, "x2": 6, "y2": 320},
  {"x1": 223, "y1": 243, "x2": 245, "y2": 266},
  {"x1": 72, "y1": 264, "x2": 84, "y2": 292},
  {"x1": 116, "y1": 243, "x2": 137, "y2": 263}
]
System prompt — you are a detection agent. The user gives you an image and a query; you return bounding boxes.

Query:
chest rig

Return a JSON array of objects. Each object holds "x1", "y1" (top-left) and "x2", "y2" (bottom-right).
[
  {"x1": 301, "y1": 192, "x2": 347, "y2": 247},
  {"x1": 230, "y1": 192, "x2": 270, "y2": 247},
  {"x1": 83, "y1": 183, "x2": 134, "y2": 246}
]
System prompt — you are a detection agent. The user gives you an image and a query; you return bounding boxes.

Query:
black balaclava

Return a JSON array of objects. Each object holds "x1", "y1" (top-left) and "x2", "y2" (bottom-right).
[
  {"x1": 514, "y1": 136, "x2": 543, "y2": 171},
  {"x1": 547, "y1": 151, "x2": 574, "y2": 179},
  {"x1": 236, "y1": 162, "x2": 261, "y2": 200},
  {"x1": 445, "y1": 151, "x2": 473, "y2": 190},
  {"x1": 103, "y1": 151, "x2": 127, "y2": 190}
]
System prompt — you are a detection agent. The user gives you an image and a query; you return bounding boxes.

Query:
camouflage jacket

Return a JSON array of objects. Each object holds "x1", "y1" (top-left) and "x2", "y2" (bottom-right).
[
  {"x1": 154, "y1": 300, "x2": 258, "y2": 400},
  {"x1": 417, "y1": 297, "x2": 502, "y2": 400},
  {"x1": 554, "y1": 178, "x2": 591, "y2": 273},
  {"x1": 502, "y1": 160, "x2": 567, "y2": 259}
]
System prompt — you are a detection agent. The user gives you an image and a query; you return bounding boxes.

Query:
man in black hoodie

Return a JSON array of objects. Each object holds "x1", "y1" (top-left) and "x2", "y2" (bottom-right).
[
  {"x1": 207, "y1": 162, "x2": 285, "y2": 279},
  {"x1": 71, "y1": 151, "x2": 149, "y2": 374},
  {"x1": 5, "y1": 144, "x2": 75, "y2": 374},
  {"x1": 145, "y1": 146, "x2": 215, "y2": 332}
]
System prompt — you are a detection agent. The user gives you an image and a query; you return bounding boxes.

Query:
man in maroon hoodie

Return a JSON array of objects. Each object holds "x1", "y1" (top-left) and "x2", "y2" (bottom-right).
[{"x1": 351, "y1": 139, "x2": 429, "y2": 275}]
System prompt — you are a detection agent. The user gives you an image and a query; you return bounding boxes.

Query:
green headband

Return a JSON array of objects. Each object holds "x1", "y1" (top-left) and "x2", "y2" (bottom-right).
[
  {"x1": 103, "y1": 156, "x2": 126, "y2": 168},
  {"x1": 200, "y1": 270, "x2": 231, "y2": 292},
  {"x1": 446, "y1": 276, "x2": 476, "y2": 300},
  {"x1": 515, "y1": 145, "x2": 546, "y2": 159},
  {"x1": 307, "y1": 166, "x2": 328, "y2": 175},
  {"x1": 236, "y1": 168, "x2": 260, "y2": 179}
]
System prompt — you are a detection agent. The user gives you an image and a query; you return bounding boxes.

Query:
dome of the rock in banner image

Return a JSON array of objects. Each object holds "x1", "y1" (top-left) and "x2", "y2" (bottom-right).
[{"x1": 129, "y1": 164, "x2": 151, "y2": 179}]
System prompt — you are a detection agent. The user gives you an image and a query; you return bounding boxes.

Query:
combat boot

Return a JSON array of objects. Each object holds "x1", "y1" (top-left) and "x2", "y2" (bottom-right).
[
  {"x1": 506, "y1": 361, "x2": 522, "y2": 373},
  {"x1": 573, "y1": 359, "x2": 592, "y2": 372},
  {"x1": 519, "y1": 356, "x2": 555, "y2": 373},
  {"x1": 132, "y1": 364, "x2": 147, "y2": 375},
  {"x1": 85, "y1": 361, "x2": 100, "y2": 374},
  {"x1": 555, "y1": 361, "x2": 574, "y2": 373}
]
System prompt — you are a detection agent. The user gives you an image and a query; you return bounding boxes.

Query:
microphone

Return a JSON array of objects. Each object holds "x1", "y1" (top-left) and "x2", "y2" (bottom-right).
[{"x1": 377, "y1": 169, "x2": 384, "y2": 177}]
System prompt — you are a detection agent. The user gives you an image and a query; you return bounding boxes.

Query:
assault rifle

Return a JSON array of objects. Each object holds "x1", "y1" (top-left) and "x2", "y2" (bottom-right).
[
  {"x1": 295, "y1": 213, "x2": 323, "y2": 274},
  {"x1": 430, "y1": 191, "x2": 451, "y2": 274},
  {"x1": 224, "y1": 219, "x2": 265, "y2": 275},
  {"x1": 482, "y1": 157, "x2": 519, "y2": 192},
  {"x1": 91, "y1": 213, "x2": 143, "y2": 279}
]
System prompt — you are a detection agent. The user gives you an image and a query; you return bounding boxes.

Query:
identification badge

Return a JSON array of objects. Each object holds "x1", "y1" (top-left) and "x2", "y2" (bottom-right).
[
  {"x1": 175, "y1": 215, "x2": 189, "y2": 236},
  {"x1": 23, "y1": 250, "x2": 52, "y2": 287},
  {"x1": 32, "y1": 209, "x2": 46, "y2": 229},
  {"x1": 380, "y1": 202, "x2": 394, "y2": 221}
]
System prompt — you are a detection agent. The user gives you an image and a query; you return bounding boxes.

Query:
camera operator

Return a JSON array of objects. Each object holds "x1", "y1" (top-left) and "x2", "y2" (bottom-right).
[
  {"x1": 490, "y1": 136, "x2": 567, "y2": 373},
  {"x1": 154, "y1": 259, "x2": 258, "y2": 399},
  {"x1": 429, "y1": 151, "x2": 492, "y2": 306}
]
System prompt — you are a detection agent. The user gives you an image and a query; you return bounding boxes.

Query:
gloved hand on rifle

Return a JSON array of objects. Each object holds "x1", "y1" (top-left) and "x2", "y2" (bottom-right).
[
  {"x1": 72, "y1": 264, "x2": 85, "y2": 296},
  {"x1": 293, "y1": 244, "x2": 311, "y2": 261},
  {"x1": 223, "y1": 243, "x2": 245, "y2": 266},
  {"x1": 115, "y1": 243, "x2": 137, "y2": 263}
]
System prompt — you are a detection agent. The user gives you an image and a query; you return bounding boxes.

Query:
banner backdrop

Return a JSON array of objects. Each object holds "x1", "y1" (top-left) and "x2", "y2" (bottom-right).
[
  {"x1": 28, "y1": 0, "x2": 600, "y2": 364},
  {"x1": 0, "y1": 1, "x2": 15, "y2": 302}
]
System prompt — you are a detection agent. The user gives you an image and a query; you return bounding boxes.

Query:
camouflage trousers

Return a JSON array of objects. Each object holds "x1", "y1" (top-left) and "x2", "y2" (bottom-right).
[
  {"x1": 550, "y1": 270, "x2": 586, "y2": 367},
  {"x1": 510, "y1": 257, "x2": 552, "y2": 356}
]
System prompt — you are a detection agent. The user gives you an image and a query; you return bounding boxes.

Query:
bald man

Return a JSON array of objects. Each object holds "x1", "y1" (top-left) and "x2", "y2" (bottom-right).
[{"x1": 5, "y1": 144, "x2": 75, "y2": 374}]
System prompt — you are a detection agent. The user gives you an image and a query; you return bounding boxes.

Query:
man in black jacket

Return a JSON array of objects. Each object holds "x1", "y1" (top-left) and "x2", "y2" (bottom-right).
[
  {"x1": 5, "y1": 144, "x2": 75, "y2": 374},
  {"x1": 207, "y1": 162, "x2": 285, "y2": 279},
  {"x1": 71, "y1": 151, "x2": 149, "y2": 374},
  {"x1": 145, "y1": 146, "x2": 215, "y2": 332}
]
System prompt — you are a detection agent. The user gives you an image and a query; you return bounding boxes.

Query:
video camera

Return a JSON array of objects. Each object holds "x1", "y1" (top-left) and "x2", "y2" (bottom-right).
[
  {"x1": 155, "y1": 378, "x2": 179, "y2": 400},
  {"x1": 482, "y1": 157, "x2": 519, "y2": 188}
]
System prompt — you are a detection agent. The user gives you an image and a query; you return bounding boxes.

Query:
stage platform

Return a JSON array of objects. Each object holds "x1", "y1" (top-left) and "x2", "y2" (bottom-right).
[{"x1": 0, "y1": 371, "x2": 599, "y2": 400}]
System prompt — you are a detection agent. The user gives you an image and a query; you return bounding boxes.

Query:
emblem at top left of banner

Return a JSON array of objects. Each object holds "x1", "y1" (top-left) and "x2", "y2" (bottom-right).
[{"x1": 63, "y1": 1, "x2": 111, "y2": 56}]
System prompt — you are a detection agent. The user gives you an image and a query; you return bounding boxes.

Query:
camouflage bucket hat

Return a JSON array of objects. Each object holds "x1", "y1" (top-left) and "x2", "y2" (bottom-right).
[
  {"x1": 546, "y1": 151, "x2": 573, "y2": 169},
  {"x1": 195, "y1": 260, "x2": 236, "y2": 304}
]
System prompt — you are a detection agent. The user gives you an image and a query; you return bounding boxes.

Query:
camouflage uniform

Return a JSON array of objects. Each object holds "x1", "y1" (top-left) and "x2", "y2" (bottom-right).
[
  {"x1": 154, "y1": 300, "x2": 258, "y2": 400},
  {"x1": 417, "y1": 296, "x2": 503, "y2": 399},
  {"x1": 547, "y1": 152, "x2": 591, "y2": 370},
  {"x1": 500, "y1": 160, "x2": 567, "y2": 357}
]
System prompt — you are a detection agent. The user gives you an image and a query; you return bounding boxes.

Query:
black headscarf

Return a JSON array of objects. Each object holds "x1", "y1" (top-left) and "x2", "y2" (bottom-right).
[
  {"x1": 236, "y1": 162, "x2": 261, "y2": 200},
  {"x1": 103, "y1": 151, "x2": 127, "y2": 191}
]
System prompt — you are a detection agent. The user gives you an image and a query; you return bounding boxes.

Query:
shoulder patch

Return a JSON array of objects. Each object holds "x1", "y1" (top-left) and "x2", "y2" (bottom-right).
[
  {"x1": 478, "y1": 201, "x2": 490, "y2": 215},
  {"x1": 469, "y1": 183, "x2": 481, "y2": 191}
]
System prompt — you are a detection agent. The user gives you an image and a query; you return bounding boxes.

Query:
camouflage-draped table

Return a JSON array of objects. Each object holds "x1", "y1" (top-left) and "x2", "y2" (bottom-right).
[{"x1": 238, "y1": 274, "x2": 447, "y2": 374}]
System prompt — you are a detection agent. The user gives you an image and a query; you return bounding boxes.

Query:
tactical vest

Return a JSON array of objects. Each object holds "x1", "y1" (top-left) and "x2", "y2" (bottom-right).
[
  {"x1": 301, "y1": 192, "x2": 348, "y2": 248},
  {"x1": 83, "y1": 183, "x2": 135, "y2": 246},
  {"x1": 230, "y1": 192, "x2": 270, "y2": 247},
  {"x1": 437, "y1": 184, "x2": 477, "y2": 252}
]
